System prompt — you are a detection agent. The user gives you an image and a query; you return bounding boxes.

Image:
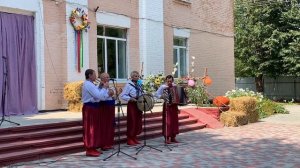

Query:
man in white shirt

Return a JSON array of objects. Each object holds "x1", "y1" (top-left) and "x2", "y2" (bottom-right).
[
  {"x1": 82, "y1": 69, "x2": 112, "y2": 157},
  {"x1": 155, "y1": 75, "x2": 180, "y2": 144},
  {"x1": 120, "y1": 71, "x2": 143, "y2": 146}
]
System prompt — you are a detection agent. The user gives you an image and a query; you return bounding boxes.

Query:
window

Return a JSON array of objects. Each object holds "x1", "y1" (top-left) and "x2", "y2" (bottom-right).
[
  {"x1": 97, "y1": 26, "x2": 127, "y2": 79},
  {"x1": 173, "y1": 37, "x2": 188, "y2": 78}
]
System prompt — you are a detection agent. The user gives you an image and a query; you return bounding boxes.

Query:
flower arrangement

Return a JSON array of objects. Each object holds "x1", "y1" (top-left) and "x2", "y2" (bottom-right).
[
  {"x1": 225, "y1": 88, "x2": 264, "y2": 102},
  {"x1": 143, "y1": 73, "x2": 165, "y2": 94},
  {"x1": 186, "y1": 80, "x2": 208, "y2": 107},
  {"x1": 69, "y1": 8, "x2": 90, "y2": 31}
]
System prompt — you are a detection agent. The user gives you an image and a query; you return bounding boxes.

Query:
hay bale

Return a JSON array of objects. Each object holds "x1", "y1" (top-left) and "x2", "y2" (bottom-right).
[
  {"x1": 220, "y1": 111, "x2": 248, "y2": 127},
  {"x1": 230, "y1": 96, "x2": 257, "y2": 114},
  {"x1": 63, "y1": 81, "x2": 84, "y2": 102},
  {"x1": 247, "y1": 110, "x2": 259, "y2": 123},
  {"x1": 68, "y1": 101, "x2": 83, "y2": 112}
]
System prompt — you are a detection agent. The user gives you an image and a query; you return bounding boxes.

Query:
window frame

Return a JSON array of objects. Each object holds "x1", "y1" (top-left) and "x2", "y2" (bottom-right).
[
  {"x1": 97, "y1": 26, "x2": 127, "y2": 79},
  {"x1": 173, "y1": 37, "x2": 188, "y2": 78}
]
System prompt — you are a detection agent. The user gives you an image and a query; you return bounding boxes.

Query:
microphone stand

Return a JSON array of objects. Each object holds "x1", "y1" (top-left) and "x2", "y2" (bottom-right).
[
  {"x1": 163, "y1": 102, "x2": 173, "y2": 151},
  {"x1": 103, "y1": 79, "x2": 136, "y2": 161},
  {"x1": 135, "y1": 84, "x2": 162, "y2": 155},
  {"x1": 0, "y1": 56, "x2": 20, "y2": 127}
]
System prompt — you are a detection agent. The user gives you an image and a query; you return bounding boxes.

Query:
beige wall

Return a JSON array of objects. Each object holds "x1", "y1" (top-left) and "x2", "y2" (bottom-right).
[
  {"x1": 164, "y1": 0, "x2": 235, "y2": 96},
  {"x1": 43, "y1": 1, "x2": 68, "y2": 109},
  {"x1": 88, "y1": 0, "x2": 140, "y2": 76}
]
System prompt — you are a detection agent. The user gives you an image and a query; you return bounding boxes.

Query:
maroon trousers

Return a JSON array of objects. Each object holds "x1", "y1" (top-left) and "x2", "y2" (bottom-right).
[
  {"x1": 82, "y1": 104, "x2": 101, "y2": 149},
  {"x1": 98, "y1": 100, "x2": 115, "y2": 148},
  {"x1": 162, "y1": 103, "x2": 179, "y2": 138},
  {"x1": 126, "y1": 102, "x2": 143, "y2": 139}
]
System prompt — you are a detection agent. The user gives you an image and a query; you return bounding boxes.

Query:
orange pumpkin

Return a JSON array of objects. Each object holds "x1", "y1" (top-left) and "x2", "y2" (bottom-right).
[{"x1": 213, "y1": 96, "x2": 230, "y2": 107}]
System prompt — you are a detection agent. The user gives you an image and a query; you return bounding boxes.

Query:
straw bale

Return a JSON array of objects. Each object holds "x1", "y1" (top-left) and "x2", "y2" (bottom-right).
[
  {"x1": 220, "y1": 111, "x2": 248, "y2": 127},
  {"x1": 247, "y1": 110, "x2": 259, "y2": 123},
  {"x1": 230, "y1": 97, "x2": 257, "y2": 114},
  {"x1": 68, "y1": 101, "x2": 83, "y2": 112},
  {"x1": 64, "y1": 81, "x2": 84, "y2": 101}
]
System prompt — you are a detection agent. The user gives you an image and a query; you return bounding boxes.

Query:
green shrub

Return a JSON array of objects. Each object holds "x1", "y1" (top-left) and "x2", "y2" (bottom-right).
[
  {"x1": 186, "y1": 84, "x2": 208, "y2": 108},
  {"x1": 257, "y1": 99, "x2": 288, "y2": 119}
]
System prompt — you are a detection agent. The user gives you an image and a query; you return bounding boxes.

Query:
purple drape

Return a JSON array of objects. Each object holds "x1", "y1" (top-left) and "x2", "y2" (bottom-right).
[{"x1": 0, "y1": 12, "x2": 37, "y2": 116}]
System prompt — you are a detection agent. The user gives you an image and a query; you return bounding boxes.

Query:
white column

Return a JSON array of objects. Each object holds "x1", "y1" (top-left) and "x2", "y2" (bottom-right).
[
  {"x1": 66, "y1": 0, "x2": 89, "y2": 81},
  {"x1": 139, "y1": 0, "x2": 164, "y2": 76}
]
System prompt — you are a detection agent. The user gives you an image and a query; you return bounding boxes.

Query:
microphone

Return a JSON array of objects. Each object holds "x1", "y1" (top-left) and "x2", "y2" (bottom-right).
[
  {"x1": 109, "y1": 78, "x2": 116, "y2": 81},
  {"x1": 137, "y1": 79, "x2": 143, "y2": 87}
]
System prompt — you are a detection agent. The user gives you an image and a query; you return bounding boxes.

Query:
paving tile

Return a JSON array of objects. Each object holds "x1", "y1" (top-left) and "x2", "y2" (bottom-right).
[{"x1": 8, "y1": 122, "x2": 300, "y2": 167}]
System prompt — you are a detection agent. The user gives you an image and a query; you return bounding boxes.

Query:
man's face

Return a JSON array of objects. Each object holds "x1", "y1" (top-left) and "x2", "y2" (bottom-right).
[
  {"x1": 166, "y1": 78, "x2": 173, "y2": 86},
  {"x1": 101, "y1": 73, "x2": 110, "y2": 83},
  {"x1": 90, "y1": 71, "x2": 97, "y2": 81},
  {"x1": 131, "y1": 73, "x2": 140, "y2": 82}
]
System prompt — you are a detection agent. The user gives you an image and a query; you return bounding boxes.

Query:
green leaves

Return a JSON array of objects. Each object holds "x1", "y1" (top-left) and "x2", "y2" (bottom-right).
[
  {"x1": 186, "y1": 84, "x2": 208, "y2": 108},
  {"x1": 235, "y1": 0, "x2": 300, "y2": 78}
]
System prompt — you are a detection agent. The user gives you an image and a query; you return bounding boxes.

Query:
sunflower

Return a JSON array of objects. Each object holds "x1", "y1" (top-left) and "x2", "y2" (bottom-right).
[{"x1": 154, "y1": 78, "x2": 161, "y2": 85}]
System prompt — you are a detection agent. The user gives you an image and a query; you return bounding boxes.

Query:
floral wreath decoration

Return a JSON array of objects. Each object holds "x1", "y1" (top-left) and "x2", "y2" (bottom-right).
[{"x1": 69, "y1": 8, "x2": 90, "y2": 31}]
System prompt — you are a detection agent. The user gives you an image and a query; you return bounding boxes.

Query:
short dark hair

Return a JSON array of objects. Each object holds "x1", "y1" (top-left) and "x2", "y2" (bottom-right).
[
  {"x1": 165, "y1": 75, "x2": 174, "y2": 82},
  {"x1": 85, "y1": 69, "x2": 95, "y2": 79}
]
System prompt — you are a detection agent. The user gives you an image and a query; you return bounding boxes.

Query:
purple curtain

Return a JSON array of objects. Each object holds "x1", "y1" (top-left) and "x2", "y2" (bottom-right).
[{"x1": 0, "y1": 12, "x2": 37, "y2": 116}]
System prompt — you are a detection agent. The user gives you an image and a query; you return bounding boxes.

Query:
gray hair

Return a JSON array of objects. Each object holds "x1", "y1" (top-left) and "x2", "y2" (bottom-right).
[{"x1": 130, "y1": 71, "x2": 139, "y2": 78}]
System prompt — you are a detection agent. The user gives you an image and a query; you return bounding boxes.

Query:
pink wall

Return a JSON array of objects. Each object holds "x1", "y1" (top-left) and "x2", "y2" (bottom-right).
[
  {"x1": 164, "y1": 0, "x2": 235, "y2": 96},
  {"x1": 88, "y1": 0, "x2": 140, "y2": 76},
  {"x1": 43, "y1": 1, "x2": 68, "y2": 109},
  {"x1": 42, "y1": 0, "x2": 235, "y2": 110}
]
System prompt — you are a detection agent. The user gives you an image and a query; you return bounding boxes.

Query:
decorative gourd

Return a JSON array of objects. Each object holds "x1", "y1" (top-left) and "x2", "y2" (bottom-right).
[{"x1": 213, "y1": 96, "x2": 230, "y2": 107}]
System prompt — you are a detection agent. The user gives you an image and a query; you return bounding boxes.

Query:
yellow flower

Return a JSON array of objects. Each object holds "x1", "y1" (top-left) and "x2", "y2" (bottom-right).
[{"x1": 154, "y1": 78, "x2": 161, "y2": 85}]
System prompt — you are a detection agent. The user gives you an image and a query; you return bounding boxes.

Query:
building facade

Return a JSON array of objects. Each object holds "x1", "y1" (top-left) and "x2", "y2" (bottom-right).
[{"x1": 0, "y1": 0, "x2": 234, "y2": 111}]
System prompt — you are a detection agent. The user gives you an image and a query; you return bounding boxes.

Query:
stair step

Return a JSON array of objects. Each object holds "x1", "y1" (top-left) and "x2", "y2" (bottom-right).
[
  {"x1": 116, "y1": 117, "x2": 198, "y2": 134},
  {"x1": 116, "y1": 112, "x2": 163, "y2": 121},
  {"x1": 0, "y1": 134, "x2": 82, "y2": 154},
  {"x1": 179, "y1": 118, "x2": 198, "y2": 125},
  {"x1": 179, "y1": 123, "x2": 207, "y2": 133},
  {"x1": 117, "y1": 113, "x2": 189, "y2": 126},
  {"x1": 0, "y1": 121, "x2": 81, "y2": 134},
  {"x1": 0, "y1": 142, "x2": 84, "y2": 166},
  {"x1": 0, "y1": 126, "x2": 82, "y2": 143}
]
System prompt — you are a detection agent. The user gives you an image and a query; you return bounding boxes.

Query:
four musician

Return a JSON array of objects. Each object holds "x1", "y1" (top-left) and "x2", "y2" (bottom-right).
[
  {"x1": 119, "y1": 71, "x2": 143, "y2": 146},
  {"x1": 82, "y1": 69, "x2": 180, "y2": 157},
  {"x1": 155, "y1": 75, "x2": 180, "y2": 144}
]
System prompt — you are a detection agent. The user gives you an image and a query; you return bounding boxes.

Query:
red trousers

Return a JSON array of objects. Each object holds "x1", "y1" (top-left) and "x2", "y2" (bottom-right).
[
  {"x1": 162, "y1": 103, "x2": 179, "y2": 138},
  {"x1": 98, "y1": 100, "x2": 115, "y2": 148},
  {"x1": 126, "y1": 102, "x2": 142, "y2": 138},
  {"x1": 82, "y1": 104, "x2": 101, "y2": 149}
]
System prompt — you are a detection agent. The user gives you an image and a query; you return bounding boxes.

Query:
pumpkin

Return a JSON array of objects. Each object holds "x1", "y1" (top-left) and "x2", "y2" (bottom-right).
[{"x1": 213, "y1": 96, "x2": 230, "y2": 107}]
